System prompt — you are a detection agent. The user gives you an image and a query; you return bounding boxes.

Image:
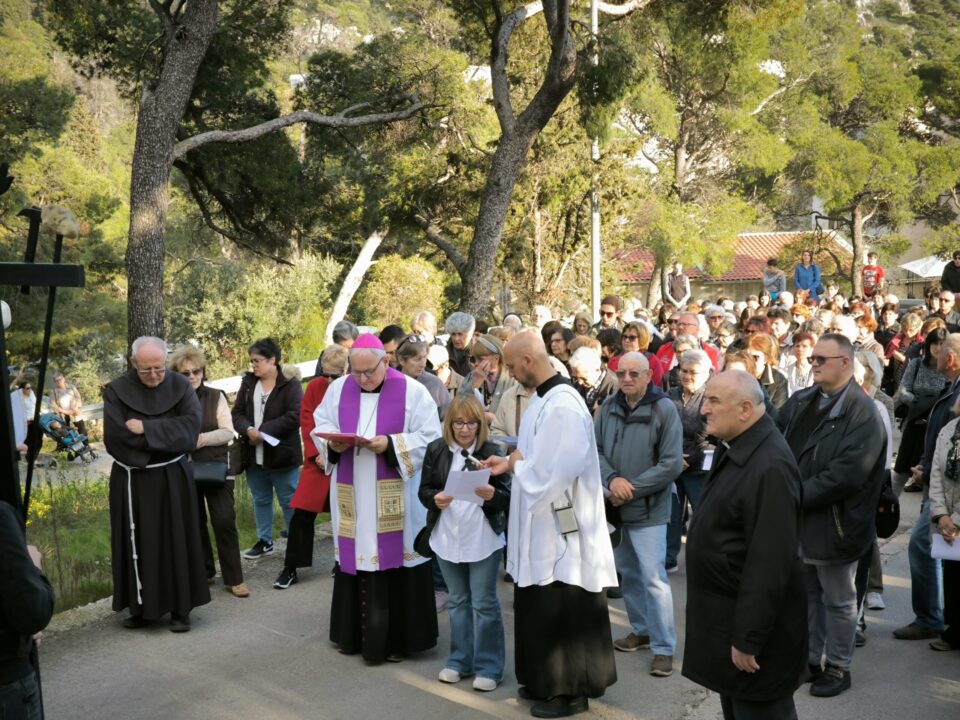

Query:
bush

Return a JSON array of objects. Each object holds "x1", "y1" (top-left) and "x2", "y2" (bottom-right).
[{"x1": 354, "y1": 253, "x2": 449, "y2": 329}]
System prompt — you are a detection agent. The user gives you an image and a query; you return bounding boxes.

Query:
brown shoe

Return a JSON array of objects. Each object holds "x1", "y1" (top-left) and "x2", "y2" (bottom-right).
[
  {"x1": 229, "y1": 583, "x2": 250, "y2": 598},
  {"x1": 650, "y1": 655, "x2": 673, "y2": 677},
  {"x1": 893, "y1": 623, "x2": 941, "y2": 640},
  {"x1": 613, "y1": 633, "x2": 650, "y2": 652}
]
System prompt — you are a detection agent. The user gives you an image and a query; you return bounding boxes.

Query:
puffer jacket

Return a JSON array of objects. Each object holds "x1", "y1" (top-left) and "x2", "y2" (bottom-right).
[
  {"x1": 232, "y1": 364, "x2": 303, "y2": 471},
  {"x1": 778, "y1": 379, "x2": 886, "y2": 563},
  {"x1": 595, "y1": 385, "x2": 684, "y2": 527},
  {"x1": 929, "y1": 417, "x2": 960, "y2": 527}
]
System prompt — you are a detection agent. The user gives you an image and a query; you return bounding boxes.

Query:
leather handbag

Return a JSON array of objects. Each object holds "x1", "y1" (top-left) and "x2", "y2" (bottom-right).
[{"x1": 192, "y1": 460, "x2": 228, "y2": 484}]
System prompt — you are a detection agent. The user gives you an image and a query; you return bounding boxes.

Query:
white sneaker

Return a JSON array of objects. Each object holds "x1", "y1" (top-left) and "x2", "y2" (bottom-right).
[
  {"x1": 866, "y1": 592, "x2": 886, "y2": 610},
  {"x1": 473, "y1": 677, "x2": 498, "y2": 692},
  {"x1": 438, "y1": 667, "x2": 461, "y2": 683},
  {"x1": 435, "y1": 590, "x2": 450, "y2": 613}
]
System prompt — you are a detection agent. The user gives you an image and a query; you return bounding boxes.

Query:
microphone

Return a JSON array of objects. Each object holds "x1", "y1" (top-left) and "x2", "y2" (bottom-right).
[{"x1": 460, "y1": 448, "x2": 482, "y2": 468}]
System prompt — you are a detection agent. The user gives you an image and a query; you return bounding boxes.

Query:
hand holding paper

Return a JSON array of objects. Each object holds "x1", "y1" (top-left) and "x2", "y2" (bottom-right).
[{"x1": 444, "y1": 468, "x2": 492, "y2": 506}]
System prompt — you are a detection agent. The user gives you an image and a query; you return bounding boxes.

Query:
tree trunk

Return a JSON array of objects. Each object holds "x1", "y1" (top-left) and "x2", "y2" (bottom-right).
[
  {"x1": 646, "y1": 260, "x2": 664, "y2": 308},
  {"x1": 458, "y1": 131, "x2": 537, "y2": 316},
  {"x1": 850, "y1": 203, "x2": 865, "y2": 297},
  {"x1": 324, "y1": 230, "x2": 385, "y2": 344},
  {"x1": 125, "y1": 0, "x2": 219, "y2": 346}
]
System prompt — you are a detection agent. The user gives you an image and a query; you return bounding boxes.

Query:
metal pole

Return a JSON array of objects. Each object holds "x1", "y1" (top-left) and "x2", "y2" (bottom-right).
[{"x1": 590, "y1": 0, "x2": 601, "y2": 320}]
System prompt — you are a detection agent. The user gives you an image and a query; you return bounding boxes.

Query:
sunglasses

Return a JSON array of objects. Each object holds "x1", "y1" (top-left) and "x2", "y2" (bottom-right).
[
  {"x1": 616, "y1": 370, "x2": 645, "y2": 380},
  {"x1": 810, "y1": 355, "x2": 845, "y2": 366},
  {"x1": 622, "y1": 334, "x2": 639, "y2": 341},
  {"x1": 181, "y1": 368, "x2": 204, "y2": 377},
  {"x1": 600, "y1": 311, "x2": 616, "y2": 318}
]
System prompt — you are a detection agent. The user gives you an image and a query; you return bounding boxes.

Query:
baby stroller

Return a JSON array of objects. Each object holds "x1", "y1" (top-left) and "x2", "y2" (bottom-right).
[{"x1": 38, "y1": 412, "x2": 97, "y2": 463}]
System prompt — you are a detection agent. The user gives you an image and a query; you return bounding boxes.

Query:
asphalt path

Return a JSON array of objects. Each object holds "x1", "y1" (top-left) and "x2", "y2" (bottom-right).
[{"x1": 39, "y1": 489, "x2": 959, "y2": 720}]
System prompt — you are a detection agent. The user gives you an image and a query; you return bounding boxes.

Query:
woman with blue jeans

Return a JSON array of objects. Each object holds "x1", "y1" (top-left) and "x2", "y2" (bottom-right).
[
  {"x1": 232, "y1": 337, "x2": 303, "y2": 559},
  {"x1": 418, "y1": 394, "x2": 511, "y2": 692}
]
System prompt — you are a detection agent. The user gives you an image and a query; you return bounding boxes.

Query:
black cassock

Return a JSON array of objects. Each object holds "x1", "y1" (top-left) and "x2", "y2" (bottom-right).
[{"x1": 103, "y1": 369, "x2": 210, "y2": 620}]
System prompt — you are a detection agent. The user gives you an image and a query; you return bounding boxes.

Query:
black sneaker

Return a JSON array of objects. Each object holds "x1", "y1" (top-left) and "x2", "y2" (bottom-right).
[
  {"x1": 274, "y1": 567, "x2": 298, "y2": 589},
  {"x1": 243, "y1": 540, "x2": 274, "y2": 559},
  {"x1": 810, "y1": 664, "x2": 851, "y2": 697},
  {"x1": 805, "y1": 663, "x2": 823, "y2": 683}
]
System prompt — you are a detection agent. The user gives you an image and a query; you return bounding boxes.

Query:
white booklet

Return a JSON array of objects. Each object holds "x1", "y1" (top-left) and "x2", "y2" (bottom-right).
[
  {"x1": 259, "y1": 432, "x2": 280, "y2": 447},
  {"x1": 444, "y1": 468, "x2": 492, "y2": 506},
  {"x1": 931, "y1": 533, "x2": 960, "y2": 561}
]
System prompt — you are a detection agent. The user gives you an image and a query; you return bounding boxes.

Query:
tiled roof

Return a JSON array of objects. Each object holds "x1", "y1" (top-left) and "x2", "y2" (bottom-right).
[{"x1": 614, "y1": 231, "x2": 853, "y2": 283}]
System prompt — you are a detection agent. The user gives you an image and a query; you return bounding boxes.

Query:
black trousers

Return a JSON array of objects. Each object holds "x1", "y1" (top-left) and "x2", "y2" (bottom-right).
[
  {"x1": 197, "y1": 479, "x2": 243, "y2": 586},
  {"x1": 720, "y1": 694, "x2": 798, "y2": 720},
  {"x1": 284, "y1": 508, "x2": 318, "y2": 569}
]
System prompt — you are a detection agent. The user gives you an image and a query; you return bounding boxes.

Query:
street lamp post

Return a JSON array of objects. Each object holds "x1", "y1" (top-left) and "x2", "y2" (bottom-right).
[{"x1": 590, "y1": 0, "x2": 601, "y2": 321}]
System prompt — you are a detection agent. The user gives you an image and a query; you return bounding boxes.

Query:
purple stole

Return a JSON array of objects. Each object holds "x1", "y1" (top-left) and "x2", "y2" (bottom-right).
[{"x1": 336, "y1": 367, "x2": 407, "y2": 574}]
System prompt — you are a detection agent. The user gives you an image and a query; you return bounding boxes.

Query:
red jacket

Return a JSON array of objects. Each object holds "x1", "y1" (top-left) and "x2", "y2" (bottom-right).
[{"x1": 656, "y1": 341, "x2": 720, "y2": 372}]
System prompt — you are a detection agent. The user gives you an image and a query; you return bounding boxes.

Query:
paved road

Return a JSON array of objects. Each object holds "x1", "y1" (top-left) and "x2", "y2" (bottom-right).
[{"x1": 39, "y1": 491, "x2": 959, "y2": 720}]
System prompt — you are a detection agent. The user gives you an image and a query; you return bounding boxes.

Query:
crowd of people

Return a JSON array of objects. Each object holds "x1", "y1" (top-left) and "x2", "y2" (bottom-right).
[{"x1": 7, "y1": 249, "x2": 960, "y2": 720}]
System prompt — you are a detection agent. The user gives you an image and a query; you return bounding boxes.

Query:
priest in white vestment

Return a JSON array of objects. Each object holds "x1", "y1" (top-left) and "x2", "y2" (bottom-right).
[
  {"x1": 485, "y1": 331, "x2": 618, "y2": 718},
  {"x1": 313, "y1": 334, "x2": 442, "y2": 663}
]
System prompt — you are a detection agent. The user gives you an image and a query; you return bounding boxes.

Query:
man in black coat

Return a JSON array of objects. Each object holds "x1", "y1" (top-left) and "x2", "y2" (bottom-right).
[
  {"x1": 0, "y1": 501, "x2": 54, "y2": 719},
  {"x1": 683, "y1": 370, "x2": 806, "y2": 720},
  {"x1": 940, "y1": 251, "x2": 960, "y2": 293},
  {"x1": 778, "y1": 333, "x2": 886, "y2": 698}
]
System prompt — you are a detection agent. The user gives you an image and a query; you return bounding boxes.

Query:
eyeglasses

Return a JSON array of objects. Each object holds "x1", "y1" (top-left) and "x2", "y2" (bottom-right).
[
  {"x1": 397, "y1": 334, "x2": 428, "y2": 351},
  {"x1": 350, "y1": 363, "x2": 383, "y2": 378},
  {"x1": 677, "y1": 321, "x2": 698, "y2": 328},
  {"x1": 667, "y1": 319, "x2": 678, "y2": 325},
  {"x1": 621, "y1": 334, "x2": 639, "y2": 342},
  {"x1": 452, "y1": 420, "x2": 480, "y2": 429},
  {"x1": 249, "y1": 357, "x2": 267, "y2": 366},
  {"x1": 616, "y1": 370, "x2": 645, "y2": 380},
  {"x1": 181, "y1": 368, "x2": 204, "y2": 377},
  {"x1": 136, "y1": 367, "x2": 166, "y2": 376},
  {"x1": 809, "y1": 355, "x2": 845, "y2": 366},
  {"x1": 600, "y1": 311, "x2": 616, "y2": 318}
]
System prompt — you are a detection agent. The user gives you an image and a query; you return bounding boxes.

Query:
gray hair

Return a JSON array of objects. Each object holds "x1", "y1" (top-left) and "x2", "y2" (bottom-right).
[
  {"x1": 673, "y1": 334, "x2": 699, "y2": 352},
  {"x1": 411, "y1": 310, "x2": 437, "y2": 337},
  {"x1": 619, "y1": 351, "x2": 650, "y2": 371},
  {"x1": 704, "y1": 304, "x2": 725, "y2": 319},
  {"x1": 680, "y1": 348, "x2": 711, "y2": 372},
  {"x1": 131, "y1": 336, "x2": 167, "y2": 359},
  {"x1": 445, "y1": 311, "x2": 476, "y2": 334},
  {"x1": 332, "y1": 320, "x2": 359, "y2": 343},
  {"x1": 568, "y1": 346, "x2": 601, "y2": 373},
  {"x1": 349, "y1": 347, "x2": 386, "y2": 363},
  {"x1": 854, "y1": 350, "x2": 883, "y2": 390}
]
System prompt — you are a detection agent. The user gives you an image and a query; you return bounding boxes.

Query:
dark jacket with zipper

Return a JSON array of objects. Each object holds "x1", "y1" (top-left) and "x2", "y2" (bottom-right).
[
  {"x1": 682, "y1": 413, "x2": 807, "y2": 702},
  {"x1": 595, "y1": 385, "x2": 684, "y2": 527},
  {"x1": 778, "y1": 379, "x2": 886, "y2": 564},
  {"x1": 231, "y1": 367, "x2": 303, "y2": 471},
  {"x1": 417, "y1": 439, "x2": 510, "y2": 557}
]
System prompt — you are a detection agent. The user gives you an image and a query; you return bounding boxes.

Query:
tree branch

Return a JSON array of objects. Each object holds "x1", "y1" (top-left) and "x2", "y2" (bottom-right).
[
  {"x1": 172, "y1": 99, "x2": 424, "y2": 160},
  {"x1": 749, "y1": 76, "x2": 807, "y2": 117},
  {"x1": 596, "y1": 0, "x2": 654, "y2": 15},
  {"x1": 414, "y1": 213, "x2": 467, "y2": 272},
  {"x1": 147, "y1": 0, "x2": 173, "y2": 35},
  {"x1": 491, "y1": 1, "x2": 544, "y2": 136}
]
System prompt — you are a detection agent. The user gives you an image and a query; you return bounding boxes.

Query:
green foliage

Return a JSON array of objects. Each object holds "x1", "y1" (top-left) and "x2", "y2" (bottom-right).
[
  {"x1": 353, "y1": 254, "x2": 448, "y2": 328},
  {"x1": 167, "y1": 252, "x2": 341, "y2": 377}
]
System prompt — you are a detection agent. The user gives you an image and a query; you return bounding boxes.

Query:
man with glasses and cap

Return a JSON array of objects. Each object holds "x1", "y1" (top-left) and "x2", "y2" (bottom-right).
[
  {"x1": 940, "y1": 251, "x2": 960, "y2": 294},
  {"x1": 313, "y1": 334, "x2": 443, "y2": 663},
  {"x1": 778, "y1": 333, "x2": 886, "y2": 698},
  {"x1": 103, "y1": 336, "x2": 209, "y2": 632}
]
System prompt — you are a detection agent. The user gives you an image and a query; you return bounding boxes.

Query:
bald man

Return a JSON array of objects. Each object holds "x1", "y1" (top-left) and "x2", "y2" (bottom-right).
[
  {"x1": 683, "y1": 371, "x2": 806, "y2": 720},
  {"x1": 485, "y1": 332, "x2": 618, "y2": 717},
  {"x1": 103, "y1": 336, "x2": 209, "y2": 632}
]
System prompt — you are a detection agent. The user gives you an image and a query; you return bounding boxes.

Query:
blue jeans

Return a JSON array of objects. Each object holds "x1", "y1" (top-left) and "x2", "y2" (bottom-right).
[
  {"x1": 0, "y1": 672, "x2": 41, "y2": 720},
  {"x1": 909, "y1": 499, "x2": 944, "y2": 631},
  {"x1": 437, "y1": 549, "x2": 505, "y2": 681},
  {"x1": 246, "y1": 466, "x2": 298, "y2": 543},
  {"x1": 615, "y1": 524, "x2": 676, "y2": 655},
  {"x1": 666, "y1": 472, "x2": 706, "y2": 568}
]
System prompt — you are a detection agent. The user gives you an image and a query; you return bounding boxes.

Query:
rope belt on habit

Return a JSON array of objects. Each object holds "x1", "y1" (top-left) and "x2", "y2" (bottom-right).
[{"x1": 113, "y1": 455, "x2": 185, "y2": 605}]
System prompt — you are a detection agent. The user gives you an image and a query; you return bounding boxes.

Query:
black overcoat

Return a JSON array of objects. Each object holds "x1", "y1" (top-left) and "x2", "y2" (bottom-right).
[{"x1": 681, "y1": 413, "x2": 807, "y2": 702}]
